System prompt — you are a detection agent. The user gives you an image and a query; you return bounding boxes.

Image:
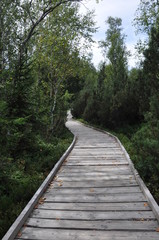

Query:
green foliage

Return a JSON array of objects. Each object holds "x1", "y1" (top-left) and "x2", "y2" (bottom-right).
[
  {"x1": 132, "y1": 120, "x2": 159, "y2": 202},
  {"x1": 94, "y1": 17, "x2": 131, "y2": 127},
  {"x1": 72, "y1": 60, "x2": 98, "y2": 122},
  {"x1": 111, "y1": 121, "x2": 159, "y2": 203},
  {"x1": 0, "y1": 130, "x2": 73, "y2": 238}
]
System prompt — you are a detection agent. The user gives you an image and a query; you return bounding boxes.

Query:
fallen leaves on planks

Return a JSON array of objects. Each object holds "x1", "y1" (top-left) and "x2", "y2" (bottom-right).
[
  {"x1": 156, "y1": 227, "x2": 159, "y2": 232},
  {"x1": 49, "y1": 181, "x2": 54, "y2": 188},
  {"x1": 57, "y1": 179, "x2": 63, "y2": 183},
  {"x1": 54, "y1": 176, "x2": 58, "y2": 181},
  {"x1": 38, "y1": 197, "x2": 46, "y2": 205},
  {"x1": 17, "y1": 232, "x2": 22, "y2": 237},
  {"x1": 144, "y1": 202, "x2": 148, "y2": 207},
  {"x1": 89, "y1": 188, "x2": 94, "y2": 192}
]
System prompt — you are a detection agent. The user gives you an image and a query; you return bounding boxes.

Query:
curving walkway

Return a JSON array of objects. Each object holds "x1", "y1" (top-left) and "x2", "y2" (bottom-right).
[{"x1": 6, "y1": 117, "x2": 159, "y2": 239}]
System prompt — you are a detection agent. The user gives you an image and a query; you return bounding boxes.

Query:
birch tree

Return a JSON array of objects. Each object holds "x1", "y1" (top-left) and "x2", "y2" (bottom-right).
[{"x1": 34, "y1": 4, "x2": 96, "y2": 133}]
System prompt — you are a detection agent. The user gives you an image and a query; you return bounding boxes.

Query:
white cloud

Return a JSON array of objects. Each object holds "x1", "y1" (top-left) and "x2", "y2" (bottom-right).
[{"x1": 80, "y1": 0, "x2": 146, "y2": 68}]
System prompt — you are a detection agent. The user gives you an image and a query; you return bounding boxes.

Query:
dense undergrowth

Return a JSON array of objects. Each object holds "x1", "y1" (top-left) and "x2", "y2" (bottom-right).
[
  {"x1": 77, "y1": 118, "x2": 159, "y2": 205},
  {"x1": 0, "y1": 128, "x2": 73, "y2": 238}
]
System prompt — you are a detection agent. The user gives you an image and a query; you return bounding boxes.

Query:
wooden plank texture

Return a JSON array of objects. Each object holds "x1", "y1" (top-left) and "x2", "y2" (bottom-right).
[
  {"x1": 38, "y1": 202, "x2": 151, "y2": 211},
  {"x1": 31, "y1": 209, "x2": 155, "y2": 220},
  {"x1": 46, "y1": 186, "x2": 141, "y2": 194},
  {"x1": 16, "y1": 228, "x2": 159, "y2": 240},
  {"x1": 43, "y1": 192, "x2": 146, "y2": 202},
  {"x1": 27, "y1": 218, "x2": 158, "y2": 231},
  {"x1": 12, "y1": 116, "x2": 159, "y2": 240}
]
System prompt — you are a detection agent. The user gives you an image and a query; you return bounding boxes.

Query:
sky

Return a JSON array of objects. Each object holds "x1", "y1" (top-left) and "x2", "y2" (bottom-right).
[{"x1": 80, "y1": 0, "x2": 145, "y2": 69}]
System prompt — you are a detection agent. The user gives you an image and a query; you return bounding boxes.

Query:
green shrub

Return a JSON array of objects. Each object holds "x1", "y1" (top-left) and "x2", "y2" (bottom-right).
[{"x1": 0, "y1": 128, "x2": 73, "y2": 238}]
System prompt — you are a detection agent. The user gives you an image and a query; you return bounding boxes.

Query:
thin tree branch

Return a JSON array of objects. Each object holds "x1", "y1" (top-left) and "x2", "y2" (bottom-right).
[{"x1": 22, "y1": 0, "x2": 81, "y2": 48}]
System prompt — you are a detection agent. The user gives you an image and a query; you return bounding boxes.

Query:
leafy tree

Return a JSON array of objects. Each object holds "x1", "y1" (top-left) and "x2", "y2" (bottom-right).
[
  {"x1": 98, "y1": 17, "x2": 129, "y2": 126},
  {"x1": 72, "y1": 58, "x2": 98, "y2": 121},
  {"x1": 33, "y1": 4, "x2": 96, "y2": 134},
  {"x1": 101, "y1": 17, "x2": 129, "y2": 92}
]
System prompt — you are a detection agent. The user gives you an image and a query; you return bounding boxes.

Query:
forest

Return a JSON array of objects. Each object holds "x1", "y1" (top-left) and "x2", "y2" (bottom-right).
[{"x1": 0, "y1": 0, "x2": 159, "y2": 238}]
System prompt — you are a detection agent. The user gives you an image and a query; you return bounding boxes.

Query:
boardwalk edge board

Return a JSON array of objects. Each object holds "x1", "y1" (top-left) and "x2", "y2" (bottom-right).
[
  {"x1": 77, "y1": 120, "x2": 159, "y2": 223},
  {"x1": 2, "y1": 136, "x2": 77, "y2": 240}
]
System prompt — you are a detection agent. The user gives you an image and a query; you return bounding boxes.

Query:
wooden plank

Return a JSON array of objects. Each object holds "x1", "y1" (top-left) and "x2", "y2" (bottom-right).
[
  {"x1": 67, "y1": 159, "x2": 127, "y2": 162},
  {"x1": 52, "y1": 179, "x2": 138, "y2": 188},
  {"x1": 38, "y1": 202, "x2": 151, "y2": 211},
  {"x1": 68, "y1": 156, "x2": 125, "y2": 159},
  {"x1": 17, "y1": 228, "x2": 159, "y2": 240},
  {"x1": 70, "y1": 151, "x2": 123, "y2": 155},
  {"x1": 70, "y1": 149, "x2": 124, "y2": 152},
  {"x1": 59, "y1": 170, "x2": 132, "y2": 175},
  {"x1": 65, "y1": 162, "x2": 129, "y2": 166},
  {"x1": 43, "y1": 192, "x2": 146, "y2": 203},
  {"x1": 58, "y1": 172, "x2": 133, "y2": 177},
  {"x1": 54, "y1": 175, "x2": 135, "y2": 181},
  {"x1": 70, "y1": 150, "x2": 123, "y2": 154},
  {"x1": 26, "y1": 218, "x2": 158, "y2": 231},
  {"x1": 31, "y1": 209, "x2": 155, "y2": 220},
  {"x1": 47, "y1": 186, "x2": 141, "y2": 195},
  {"x1": 60, "y1": 165, "x2": 131, "y2": 172},
  {"x1": 68, "y1": 155, "x2": 125, "y2": 158},
  {"x1": 74, "y1": 146, "x2": 119, "y2": 148},
  {"x1": 61, "y1": 164, "x2": 130, "y2": 168},
  {"x1": 58, "y1": 171, "x2": 132, "y2": 176},
  {"x1": 68, "y1": 157, "x2": 126, "y2": 161}
]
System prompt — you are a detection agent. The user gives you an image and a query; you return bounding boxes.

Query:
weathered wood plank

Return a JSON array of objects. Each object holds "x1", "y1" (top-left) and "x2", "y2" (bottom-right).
[
  {"x1": 17, "y1": 228, "x2": 159, "y2": 240},
  {"x1": 68, "y1": 155, "x2": 125, "y2": 158},
  {"x1": 46, "y1": 186, "x2": 141, "y2": 195},
  {"x1": 67, "y1": 159, "x2": 127, "y2": 163},
  {"x1": 60, "y1": 165, "x2": 130, "y2": 172},
  {"x1": 58, "y1": 172, "x2": 133, "y2": 177},
  {"x1": 65, "y1": 162, "x2": 129, "y2": 166},
  {"x1": 31, "y1": 209, "x2": 155, "y2": 220},
  {"x1": 38, "y1": 202, "x2": 151, "y2": 211},
  {"x1": 59, "y1": 170, "x2": 132, "y2": 175},
  {"x1": 43, "y1": 192, "x2": 146, "y2": 202},
  {"x1": 66, "y1": 158, "x2": 126, "y2": 160},
  {"x1": 65, "y1": 157, "x2": 128, "y2": 161},
  {"x1": 54, "y1": 175, "x2": 135, "y2": 181},
  {"x1": 58, "y1": 171, "x2": 132, "y2": 176},
  {"x1": 70, "y1": 150, "x2": 123, "y2": 154},
  {"x1": 70, "y1": 152, "x2": 123, "y2": 155},
  {"x1": 52, "y1": 179, "x2": 138, "y2": 188},
  {"x1": 74, "y1": 146, "x2": 119, "y2": 148},
  {"x1": 27, "y1": 218, "x2": 158, "y2": 231}
]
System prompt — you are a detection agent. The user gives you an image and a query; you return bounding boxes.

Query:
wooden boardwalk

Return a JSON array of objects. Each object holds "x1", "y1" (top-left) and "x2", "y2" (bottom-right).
[{"x1": 3, "y1": 117, "x2": 159, "y2": 239}]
